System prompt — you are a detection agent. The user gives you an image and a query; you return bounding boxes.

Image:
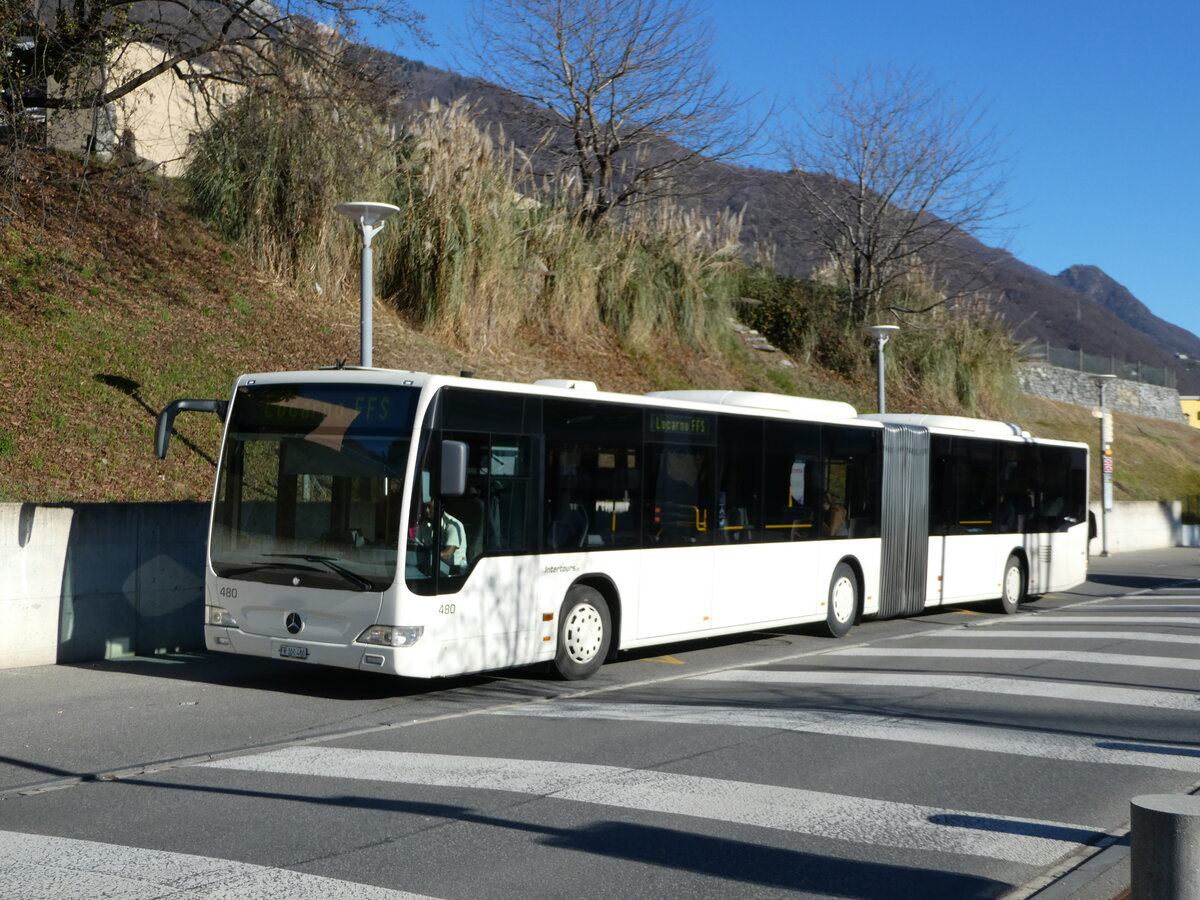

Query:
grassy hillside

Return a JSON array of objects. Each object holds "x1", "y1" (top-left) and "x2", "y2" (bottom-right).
[
  {"x1": 2, "y1": 151, "x2": 1199, "y2": 505},
  {"x1": 1011, "y1": 394, "x2": 1200, "y2": 505},
  {"x1": 0, "y1": 153, "x2": 805, "y2": 502}
]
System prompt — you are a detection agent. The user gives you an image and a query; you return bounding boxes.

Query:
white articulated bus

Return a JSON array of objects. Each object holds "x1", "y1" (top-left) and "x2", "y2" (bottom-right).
[{"x1": 155, "y1": 369, "x2": 1090, "y2": 680}]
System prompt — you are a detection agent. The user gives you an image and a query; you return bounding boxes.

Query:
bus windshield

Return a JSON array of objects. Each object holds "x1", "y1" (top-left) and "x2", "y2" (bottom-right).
[{"x1": 210, "y1": 382, "x2": 421, "y2": 592}]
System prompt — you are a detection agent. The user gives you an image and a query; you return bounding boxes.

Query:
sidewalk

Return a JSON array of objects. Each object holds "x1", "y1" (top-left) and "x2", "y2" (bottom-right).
[{"x1": 1022, "y1": 546, "x2": 1200, "y2": 900}]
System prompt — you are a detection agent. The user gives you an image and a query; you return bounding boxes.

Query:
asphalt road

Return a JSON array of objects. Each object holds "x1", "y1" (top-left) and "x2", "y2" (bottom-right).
[{"x1": 3, "y1": 547, "x2": 1199, "y2": 899}]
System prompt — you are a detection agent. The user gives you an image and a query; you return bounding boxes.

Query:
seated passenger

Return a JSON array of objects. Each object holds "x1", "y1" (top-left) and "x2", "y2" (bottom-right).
[{"x1": 821, "y1": 493, "x2": 847, "y2": 537}]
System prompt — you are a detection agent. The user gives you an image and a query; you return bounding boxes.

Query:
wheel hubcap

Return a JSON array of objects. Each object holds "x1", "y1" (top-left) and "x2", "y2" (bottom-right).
[
  {"x1": 831, "y1": 577, "x2": 855, "y2": 623},
  {"x1": 1005, "y1": 566, "x2": 1021, "y2": 603},
  {"x1": 564, "y1": 603, "x2": 603, "y2": 663}
]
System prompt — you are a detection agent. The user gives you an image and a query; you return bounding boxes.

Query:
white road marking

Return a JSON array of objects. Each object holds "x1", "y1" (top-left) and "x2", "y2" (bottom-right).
[
  {"x1": 201, "y1": 747, "x2": 1097, "y2": 866},
  {"x1": 692, "y1": 670, "x2": 1200, "y2": 711},
  {"x1": 973, "y1": 615, "x2": 1200, "y2": 626},
  {"x1": 0, "y1": 830, "x2": 440, "y2": 900},
  {"x1": 930, "y1": 629, "x2": 1200, "y2": 645},
  {"x1": 1091, "y1": 594, "x2": 1200, "y2": 601},
  {"x1": 1074, "y1": 605, "x2": 1200, "y2": 612},
  {"x1": 493, "y1": 701, "x2": 1200, "y2": 772},
  {"x1": 829, "y1": 647, "x2": 1200, "y2": 671}
]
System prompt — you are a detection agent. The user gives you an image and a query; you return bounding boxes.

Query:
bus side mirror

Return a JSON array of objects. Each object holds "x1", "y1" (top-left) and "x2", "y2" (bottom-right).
[
  {"x1": 440, "y1": 440, "x2": 468, "y2": 497},
  {"x1": 1088, "y1": 510, "x2": 1098, "y2": 541},
  {"x1": 155, "y1": 398, "x2": 229, "y2": 459}
]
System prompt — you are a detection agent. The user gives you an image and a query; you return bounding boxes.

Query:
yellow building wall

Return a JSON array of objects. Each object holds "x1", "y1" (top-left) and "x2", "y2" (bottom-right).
[{"x1": 1180, "y1": 396, "x2": 1200, "y2": 429}]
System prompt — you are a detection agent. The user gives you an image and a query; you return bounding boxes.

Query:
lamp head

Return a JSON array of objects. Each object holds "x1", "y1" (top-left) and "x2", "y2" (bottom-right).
[
  {"x1": 334, "y1": 201, "x2": 400, "y2": 227},
  {"x1": 862, "y1": 324, "x2": 900, "y2": 343}
]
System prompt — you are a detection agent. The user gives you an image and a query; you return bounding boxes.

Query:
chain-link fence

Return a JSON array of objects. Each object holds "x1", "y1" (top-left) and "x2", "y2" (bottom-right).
[{"x1": 1022, "y1": 343, "x2": 1177, "y2": 389}]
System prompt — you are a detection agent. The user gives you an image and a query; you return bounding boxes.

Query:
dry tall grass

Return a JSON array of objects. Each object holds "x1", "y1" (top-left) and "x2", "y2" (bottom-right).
[
  {"x1": 189, "y1": 91, "x2": 745, "y2": 355},
  {"x1": 184, "y1": 44, "x2": 402, "y2": 309},
  {"x1": 387, "y1": 98, "x2": 744, "y2": 352}
]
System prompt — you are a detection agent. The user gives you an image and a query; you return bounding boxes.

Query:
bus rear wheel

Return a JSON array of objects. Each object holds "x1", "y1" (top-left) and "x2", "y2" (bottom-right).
[
  {"x1": 553, "y1": 585, "x2": 611, "y2": 680},
  {"x1": 824, "y1": 563, "x2": 858, "y2": 638},
  {"x1": 997, "y1": 554, "x2": 1025, "y2": 614}
]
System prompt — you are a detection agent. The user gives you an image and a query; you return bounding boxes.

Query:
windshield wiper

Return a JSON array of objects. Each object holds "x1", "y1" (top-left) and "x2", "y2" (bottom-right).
[
  {"x1": 218, "y1": 561, "x2": 305, "y2": 579},
  {"x1": 264, "y1": 553, "x2": 375, "y2": 591}
]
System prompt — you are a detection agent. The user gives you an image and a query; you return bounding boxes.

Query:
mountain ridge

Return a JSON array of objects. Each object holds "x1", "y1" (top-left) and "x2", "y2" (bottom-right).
[{"x1": 385, "y1": 51, "x2": 1200, "y2": 393}]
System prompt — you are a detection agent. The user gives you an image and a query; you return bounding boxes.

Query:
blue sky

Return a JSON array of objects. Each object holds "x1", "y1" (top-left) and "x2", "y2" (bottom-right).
[{"x1": 371, "y1": 0, "x2": 1200, "y2": 339}]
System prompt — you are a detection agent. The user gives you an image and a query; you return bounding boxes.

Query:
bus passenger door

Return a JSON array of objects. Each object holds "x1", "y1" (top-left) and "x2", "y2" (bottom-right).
[{"x1": 636, "y1": 442, "x2": 715, "y2": 639}]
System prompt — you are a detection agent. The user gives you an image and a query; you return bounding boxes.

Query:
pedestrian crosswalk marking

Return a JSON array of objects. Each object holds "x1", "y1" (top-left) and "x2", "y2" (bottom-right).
[
  {"x1": 692, "y1": 670, "x2": 1199, "y2": 710},
  {"x1": 1096, "y1": 594, "x2": 1200, "y2": 601},
  {"x1": 929, "y1": 629, "x2": 1200, "y2": 646},
  {"x1": 830, "y1": 647, "x2": 1200, "y2": 671},
  {"x1": 974, "y1": 615, "x2": 1200, "y2": 627},
  {"x1": 493, "y1": 701, "x2": 1200, "y2": 772},
  {"x1": 201, "y1": 747, "x2": 1098, "y2": 866},
  {"x1": 0, "y1": 830, "x2": 440, "y2": 900},
  {"x1": 1077, "y1": 604, "x2": 1200, "y2": 612}
]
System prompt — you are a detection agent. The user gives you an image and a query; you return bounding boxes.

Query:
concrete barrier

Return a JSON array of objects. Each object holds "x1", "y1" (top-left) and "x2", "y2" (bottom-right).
[
  {"x1": 0, "y1": 502, "x2": 208, "y2": 670},
  {"x1": 2, "y1": 497, "x2": 1197, "y2": 670},
  {"x1": 1131, "y1": 794, "x2": 1200, "y2": 899},
  {"x1": 1090, "y1": 500, "x2": 1200, "y2": 554}
]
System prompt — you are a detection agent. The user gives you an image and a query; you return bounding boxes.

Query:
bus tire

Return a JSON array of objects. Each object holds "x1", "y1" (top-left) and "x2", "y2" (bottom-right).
[
  {"x1": 997, "y1": 554, "x2": 1025, "y2": 614},
  {"x1": 824, "y1": 562, "x2": 858, "y2": 638},
  {"x1": 553, "y1": 585, "x2": 611, "y2": 680}
]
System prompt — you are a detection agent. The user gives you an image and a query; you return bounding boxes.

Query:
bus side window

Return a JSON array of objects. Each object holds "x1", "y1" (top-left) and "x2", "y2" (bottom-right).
[
  {"x1": 822, "y1": 424, "x2": 879, "y2": 539},
  {"x1": 441, "y1": 432, "x2": 535, "y2": 565},
  {"x1": 939, "y1": 437, "x2": 999, "y2": 535},
  {"x1": 544, "y1": 399, "x2": 643, "y2": 552},
  {"x1": 763, "y1": 421, "x2": 820, "y2": 542},
  {"x1": 716, "y1": 415, "x2": 762, "y2": 543},
  {"x1": 821, "y1": 460, "x2": 848, "y2": 537},
  {"x1": 645, "y1": 445, "x2": 713, "y2": 547},
  {"x1": 1037, "y1": 445, "x2": 1085, "y2": 532}
]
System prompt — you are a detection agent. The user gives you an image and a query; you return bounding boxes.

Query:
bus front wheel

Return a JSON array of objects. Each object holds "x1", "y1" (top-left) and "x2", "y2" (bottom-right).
[
  {"x1": 824, "y1": 563, "x2": 858, "y2": 638},
  {"x1": 553, "y1": 585, "x2": 611, "y2": 680},
  {"x1": 997, "y1": 554, "x2": 1025, "y2": 614}
]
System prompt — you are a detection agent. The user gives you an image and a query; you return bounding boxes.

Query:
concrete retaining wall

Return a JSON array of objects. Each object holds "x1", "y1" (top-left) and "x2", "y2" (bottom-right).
[
  {"x1": 0, "y1": 502, "x2": 208, "y2": 670},
  {"x1": 2, "y1": 497, "x2": 1198, "y2": 670},
  {"x1": 1090, "y1": 499, "x2": 1200, "y2": 554}
]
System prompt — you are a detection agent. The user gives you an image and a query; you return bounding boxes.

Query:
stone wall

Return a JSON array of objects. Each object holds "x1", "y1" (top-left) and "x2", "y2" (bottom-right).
[{"x1": 1019, "y1": 363, "x2": 1187, "y2": 423}]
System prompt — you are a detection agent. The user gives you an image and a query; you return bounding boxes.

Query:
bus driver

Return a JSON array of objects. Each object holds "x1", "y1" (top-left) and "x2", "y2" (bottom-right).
[{"x1": 418, "y1": 501, "x2": 467, "y2": 573}]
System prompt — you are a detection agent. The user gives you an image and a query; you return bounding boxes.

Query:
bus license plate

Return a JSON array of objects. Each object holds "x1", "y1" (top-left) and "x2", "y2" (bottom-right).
[{"x1": 279, "y1": 645, "x2": 308, "y2": 659}]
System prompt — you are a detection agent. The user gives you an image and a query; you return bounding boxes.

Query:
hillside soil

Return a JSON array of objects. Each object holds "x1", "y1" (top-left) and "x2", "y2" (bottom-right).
[{"x1": 3, "y1": 150, "x2": 1199, "y2": 504}]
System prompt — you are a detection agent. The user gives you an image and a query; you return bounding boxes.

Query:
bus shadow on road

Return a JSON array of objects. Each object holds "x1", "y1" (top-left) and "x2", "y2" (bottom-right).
[
  {"x1": 60, "y1": 653, "x2": 504, "y2": 702},
  {"x1": 1087, "y1": 572, "x2": 1200, "y2": 591}
]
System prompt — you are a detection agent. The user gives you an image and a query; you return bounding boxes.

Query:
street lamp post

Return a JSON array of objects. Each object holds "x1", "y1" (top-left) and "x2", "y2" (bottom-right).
[
  {"x1": 334, "y1": 201, "x2": 400, "y2": 368},
  {"x1": 862, "y1": 325, "x2": 900, "y2": 413},
  {"x1": 1091, "y1": 374, "x2": 1117, "y2": 556}
]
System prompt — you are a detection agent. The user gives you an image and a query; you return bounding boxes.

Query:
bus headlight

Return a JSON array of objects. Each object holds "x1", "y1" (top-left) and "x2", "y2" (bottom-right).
[
  {"x1": 357, "y1": 625, "x2": 424, "y2": 648},
  {"x1": 206, "y1": 605, "x2": 239, "y2": 628}
]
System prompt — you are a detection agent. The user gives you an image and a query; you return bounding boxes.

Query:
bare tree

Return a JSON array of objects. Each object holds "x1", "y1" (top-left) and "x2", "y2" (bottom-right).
[
  {"x1": 781, "y1": 66, "x2": 1010, "y2": 325},
  {"x1": 3, "y1": 0, "x2": 424, "y2": 142},
  {"x1": 463, "y1": 0, "x2": 761, "y2": 228}
]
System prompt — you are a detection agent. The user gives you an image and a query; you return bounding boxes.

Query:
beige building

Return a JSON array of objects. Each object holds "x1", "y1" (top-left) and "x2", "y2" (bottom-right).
[{"x1": 47, "y1": 42, "x2": 242, "y2": 177}]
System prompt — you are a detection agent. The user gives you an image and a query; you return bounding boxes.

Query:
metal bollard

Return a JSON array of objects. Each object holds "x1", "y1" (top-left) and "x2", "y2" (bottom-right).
[{"x1": 1131, "y1": 794, "x2": 1200, "y2": 899}]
